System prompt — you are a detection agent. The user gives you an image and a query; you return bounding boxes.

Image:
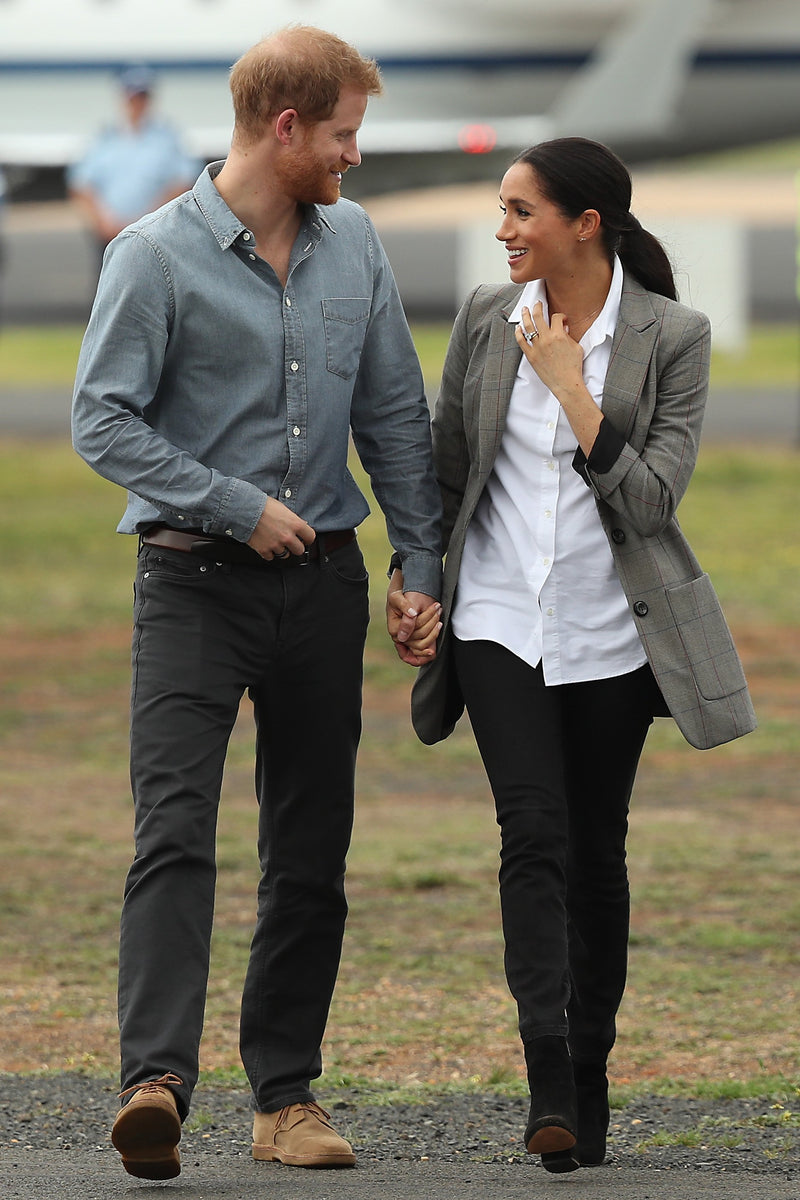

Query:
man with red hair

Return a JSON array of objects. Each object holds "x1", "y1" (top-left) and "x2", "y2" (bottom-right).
[{"x1": 73, "y1": 26, "x2": 441, "y2": 1180}]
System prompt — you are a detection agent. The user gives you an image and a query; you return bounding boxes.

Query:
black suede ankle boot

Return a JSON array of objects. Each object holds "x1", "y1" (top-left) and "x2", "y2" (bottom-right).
[
  {"x1": 573, "y1": 1059, "x2": 609, "y2": 1165},
  {"x1": 541, "y1": 1058, "x2": 610, "y2": 1171},
  {"x1": 523, "y1": 1036, "x2": 578, "y2": 1167}
]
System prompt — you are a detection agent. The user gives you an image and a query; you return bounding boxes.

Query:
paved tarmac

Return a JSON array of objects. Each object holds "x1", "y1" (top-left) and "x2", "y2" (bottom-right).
[
  {"x1": 4, "y1": 1075, "x2": 798, "y2": 1200},
  {"x1": 3, "y1": 1147, "x2": 798, "y2": 1200}
]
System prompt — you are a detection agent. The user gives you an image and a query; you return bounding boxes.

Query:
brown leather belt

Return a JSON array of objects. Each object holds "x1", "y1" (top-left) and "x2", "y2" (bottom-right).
[{"x1": 141, "y1": 526, "x2": 355, "y2": 566}]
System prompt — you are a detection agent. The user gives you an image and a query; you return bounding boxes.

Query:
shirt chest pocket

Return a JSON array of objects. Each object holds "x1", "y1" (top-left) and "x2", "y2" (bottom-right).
[{"x1": 322, "y1": 297, "x2": 371, "y2": 380}]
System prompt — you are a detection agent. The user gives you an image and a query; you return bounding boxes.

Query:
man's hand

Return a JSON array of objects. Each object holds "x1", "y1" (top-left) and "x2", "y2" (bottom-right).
[
  {"x1": 386, "y1": 569, "x2": 441, "y2": 666},
  {"x1": 247, "y1": 497, "x2": 316, "y2": 560}
]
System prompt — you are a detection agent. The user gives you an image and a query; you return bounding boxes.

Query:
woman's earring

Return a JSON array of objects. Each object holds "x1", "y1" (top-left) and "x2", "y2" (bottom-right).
[{"x1": 578, "y1": 236, "x2": 587, "y2": 242}]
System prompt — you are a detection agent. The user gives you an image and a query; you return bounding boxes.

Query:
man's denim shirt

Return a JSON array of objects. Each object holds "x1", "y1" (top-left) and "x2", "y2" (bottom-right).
[{"x1": 72, "y1": 163, "x2": 442, "y2": 598}]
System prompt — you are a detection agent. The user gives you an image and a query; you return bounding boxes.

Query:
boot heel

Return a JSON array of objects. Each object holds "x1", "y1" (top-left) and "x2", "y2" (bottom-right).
[
  {"x1": 541, "y1": 1148, "x2": 580, "y2": 1173},
  {"x1": 523, "y1": 1035, "x2": 578, "y2": 1168}
]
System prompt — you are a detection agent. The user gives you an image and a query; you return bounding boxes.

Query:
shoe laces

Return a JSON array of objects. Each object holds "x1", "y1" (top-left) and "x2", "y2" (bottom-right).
[
  {"x1": 118, "y1": 1072, "x2": 183, "y2": 1100},
  {"x1": 273, "y1": 1101, "x2": 331, "y2": 1133}
]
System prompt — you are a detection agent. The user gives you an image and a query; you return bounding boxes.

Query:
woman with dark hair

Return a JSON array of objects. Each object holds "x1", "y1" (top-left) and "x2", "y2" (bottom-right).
[{"x1": 387, "y1": 137, "x2": 755, "y2": 1171}]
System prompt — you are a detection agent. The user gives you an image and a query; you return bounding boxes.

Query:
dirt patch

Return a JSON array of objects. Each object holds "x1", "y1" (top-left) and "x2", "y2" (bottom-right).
[{"x1": 0, "y1": 619, "x2": 797, "y2": 1088}]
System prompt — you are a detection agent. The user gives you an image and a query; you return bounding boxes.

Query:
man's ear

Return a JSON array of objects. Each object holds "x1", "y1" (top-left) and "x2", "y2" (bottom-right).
[{"x1": 275, "y1": 109, "x2": 300, "y2": 146}]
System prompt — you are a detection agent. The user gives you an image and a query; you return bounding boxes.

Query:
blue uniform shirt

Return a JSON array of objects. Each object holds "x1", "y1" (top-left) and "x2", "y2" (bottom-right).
[{"x1": 68, "y1": 118, "x2": 197, "y2": 223}]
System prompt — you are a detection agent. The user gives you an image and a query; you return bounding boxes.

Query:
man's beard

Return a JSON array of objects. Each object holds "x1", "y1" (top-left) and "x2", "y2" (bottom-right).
[{"x1": 277, "y1": 145, "x2": 344, "y2": 206}]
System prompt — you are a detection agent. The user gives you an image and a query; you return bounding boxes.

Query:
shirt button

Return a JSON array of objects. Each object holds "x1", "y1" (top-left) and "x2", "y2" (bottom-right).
[
  {"x1": 225, "y1": 529, "x2": 233, "y2": 536},
  {"x1": 292, "y1": 426, "x2": 301, "y2": 436},
  {"x1": 290, "y1": 361, "x2": 299, "y2": 372},
  {"x1": 543, "y1": 557, "x2": 551, "y2": 566},
  {"x1": 304, "y1": 242, "x2": 312, "y2": 252},
  {"x1": 546, "y1": 607, "x2": 554, "y2": 616},
  {"x1": 544, "y1": 508, "x2": 552, "y2": 518},
  {"x1": 177, "y1": 515, "x2": 185, "y2": 521},
  {"x1": 284, "y1": 489, "x2": 292, "y2": 499},
  {"x1": 242, "y1": 232, "x2": 251, "y2": 241},
  {"x1": 249, "y1": 254, "x2": 256, "y2": 261},
  {"x1": 547, "y1": 421, "x2": 555, "y2": 430},
  {"x1": 285, "y1": 297, "x2": 292, "y2": 307}
]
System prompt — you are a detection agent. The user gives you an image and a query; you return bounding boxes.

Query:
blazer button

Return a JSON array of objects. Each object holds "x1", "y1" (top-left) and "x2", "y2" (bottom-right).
[
  {"x1": 612, "y1": 528, "x2": 626, "y2": 544},
  {"x1": 633, "y1": 600, "x2": 649, "y2": 617}
]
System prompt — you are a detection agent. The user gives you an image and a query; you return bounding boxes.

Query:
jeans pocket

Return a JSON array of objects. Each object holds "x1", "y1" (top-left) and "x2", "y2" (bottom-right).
[
  {"x1": 139, "y1": 546, "x2": 217, "y2": 583},
  {"x1": 324, "y1": 540, "x2": 368, "y2": 585}
]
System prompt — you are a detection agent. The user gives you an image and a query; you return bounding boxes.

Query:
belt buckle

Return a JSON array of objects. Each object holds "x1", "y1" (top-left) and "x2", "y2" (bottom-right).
[{"x1": 297, "y1": 548, "x2": 311, "y2": 567}]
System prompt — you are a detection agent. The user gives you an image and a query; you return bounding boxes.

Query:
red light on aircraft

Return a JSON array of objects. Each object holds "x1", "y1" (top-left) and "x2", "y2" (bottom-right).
[{"x1": 459, "y1": 124, "x2": 498, "y2": 154}]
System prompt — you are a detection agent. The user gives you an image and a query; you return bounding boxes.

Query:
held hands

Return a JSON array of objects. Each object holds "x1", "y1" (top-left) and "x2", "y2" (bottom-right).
[
  {"x1": 386, "y1": 569, "x2": 442, "y2": 667},
  {"x1": 247, "y1": 496, "x2": 316, "y2": 561},
  {"x1": 515, "y1": 300, "x2": 585, "y2": 396}
]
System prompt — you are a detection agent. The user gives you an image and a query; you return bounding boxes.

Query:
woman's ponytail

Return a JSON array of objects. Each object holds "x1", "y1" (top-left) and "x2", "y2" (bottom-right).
[
  {"x1": 514, "y1": 137, "x2": 678, "y2": 301},
  {"x1": 613, "y1": 218, "x2": 676, "y2": 301}
]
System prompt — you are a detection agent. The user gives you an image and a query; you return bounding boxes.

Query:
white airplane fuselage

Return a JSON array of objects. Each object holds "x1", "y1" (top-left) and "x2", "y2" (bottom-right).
[{"x1": 1, "y1": 0, "x2": 800, "y2": 192}]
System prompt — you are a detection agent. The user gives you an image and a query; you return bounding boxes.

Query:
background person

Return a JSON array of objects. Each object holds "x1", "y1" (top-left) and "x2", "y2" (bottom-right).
[
  {"x1": 388, "y1": 136, "x2": 755, "y2": 1173},
  {"x1": 68, "y1": 65, "x2": 197, "y2": 273},
  {"x1": 72, "y1": 26, "x2": 441, "y2": 1182}
]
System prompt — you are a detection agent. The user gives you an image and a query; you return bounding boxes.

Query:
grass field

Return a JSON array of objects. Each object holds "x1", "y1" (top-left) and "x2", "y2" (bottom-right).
[
  {"x1": 2, "y1": 320, "x2": 800, "y2": 389},
  {"x1": 0, "y1": 323, "x2": 798, "y2": 1109}
]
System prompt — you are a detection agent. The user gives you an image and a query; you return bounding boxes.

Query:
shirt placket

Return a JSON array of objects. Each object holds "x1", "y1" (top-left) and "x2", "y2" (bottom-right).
[
  {"x1": 279, "y1": 231, "x2": 319, "y2": 508},
  {"x1": 537, "y1": 395, "x2": 561, "y2": 674}
]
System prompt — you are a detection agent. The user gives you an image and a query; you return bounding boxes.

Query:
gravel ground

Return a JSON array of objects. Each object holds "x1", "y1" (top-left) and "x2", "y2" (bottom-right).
[{"x1": 1, "y1": 1073, "x2": 797, "y2": 1180}]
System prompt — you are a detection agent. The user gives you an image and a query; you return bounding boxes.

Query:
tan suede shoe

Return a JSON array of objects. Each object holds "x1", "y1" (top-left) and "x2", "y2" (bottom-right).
[
  {"x1": 111, "y1": 1072, "x2": 183, "y2": 1179},
  {"x1": 252, "y1": 1101, "x2": 356, "y2": 1168}
]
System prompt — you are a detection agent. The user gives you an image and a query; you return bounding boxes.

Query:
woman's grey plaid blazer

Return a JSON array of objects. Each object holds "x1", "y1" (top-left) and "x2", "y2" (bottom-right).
[{"x1": 411, "y1": 274, "x2": 756, "y2": 751}]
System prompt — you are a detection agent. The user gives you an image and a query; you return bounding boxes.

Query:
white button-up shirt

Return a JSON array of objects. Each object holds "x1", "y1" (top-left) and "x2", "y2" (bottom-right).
[{"x1": 451, "y1": 256, "x2": 646, "y2": 685}]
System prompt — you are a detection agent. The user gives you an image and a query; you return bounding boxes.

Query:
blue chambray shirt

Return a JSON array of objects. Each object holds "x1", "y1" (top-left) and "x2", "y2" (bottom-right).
[{"x1": 72, "y1": 163, "x2": 442, "y2": 597}]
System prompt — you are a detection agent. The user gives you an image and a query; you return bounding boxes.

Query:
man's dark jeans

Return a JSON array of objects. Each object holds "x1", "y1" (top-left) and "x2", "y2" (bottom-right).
[
  {"x1": 453, "y1": 639, "x2": 656, "y2": 1063},
  {"x1": 119, "y1": 539, "x2": 369, "y2": 1119}
]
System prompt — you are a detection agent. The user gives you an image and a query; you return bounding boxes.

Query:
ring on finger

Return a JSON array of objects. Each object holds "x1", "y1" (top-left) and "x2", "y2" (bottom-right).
[
  {"x1": 276, "y1": 548, "x2": 291, "y2": 559},
  {"x1": 521, "y1": 318, "x2": 539, "y2": 346}
]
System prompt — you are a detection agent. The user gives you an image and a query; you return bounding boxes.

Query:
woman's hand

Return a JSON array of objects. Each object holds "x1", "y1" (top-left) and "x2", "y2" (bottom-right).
[
  {"x1": 386, "y1": 569, "x2": 442, "y2": 666},
  {"x1": 515, "y1": 300, "x2": 602, "y2": 456},
  {"x1": 515, "y1": 301, "x2": 585, "y2": 396}
]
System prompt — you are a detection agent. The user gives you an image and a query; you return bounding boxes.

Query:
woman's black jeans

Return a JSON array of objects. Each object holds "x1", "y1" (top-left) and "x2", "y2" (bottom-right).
[
  {"x1": 453, "y1": 638, "x2": 657, "y2": 1063},
  {"x1": 119, "y1": 539, "x2": 369, "y2": 1120}
]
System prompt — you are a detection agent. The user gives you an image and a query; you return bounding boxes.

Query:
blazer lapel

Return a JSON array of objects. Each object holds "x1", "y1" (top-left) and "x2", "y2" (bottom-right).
[
  {"x1": 476, "y1": 301, "x2": 522, "y2": 474},
  {"x1": 601, "y1": 277, "x2": 659, "y2": 439},
  {"x1": 471, "y1": 275, "x2": 659, "y2": 468}
]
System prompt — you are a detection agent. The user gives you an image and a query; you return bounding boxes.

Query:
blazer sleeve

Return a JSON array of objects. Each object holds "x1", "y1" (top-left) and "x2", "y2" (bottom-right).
[
  {"x1": 575, "y1": 301, "x2": 711, "y2": 538},
  {"x1": 430, "y1": 289, "x2": 477, "y2": 553}
]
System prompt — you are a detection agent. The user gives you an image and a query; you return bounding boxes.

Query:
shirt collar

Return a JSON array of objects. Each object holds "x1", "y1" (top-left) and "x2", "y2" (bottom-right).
[
  {"x1": 193, "y1": 161, "x2": 335, "y2": 252},
  {"x1": 584, "y1": 254, "x2": 623, "y2": 352},
  {"x1": 508, "y1": 277, "x2": 546, "y2": 326},
  {"x1": 508, "y1": 254, "x2": 624, "y2": 347}
]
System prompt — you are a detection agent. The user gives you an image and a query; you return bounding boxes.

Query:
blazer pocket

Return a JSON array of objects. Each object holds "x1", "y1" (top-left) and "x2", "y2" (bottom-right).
[
  {"x1": 322, "y1": 297, "x2": 371, "y2": 379},
  {"x1": 665, "y1": 574, "x2": 748, "y2": 701}
]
